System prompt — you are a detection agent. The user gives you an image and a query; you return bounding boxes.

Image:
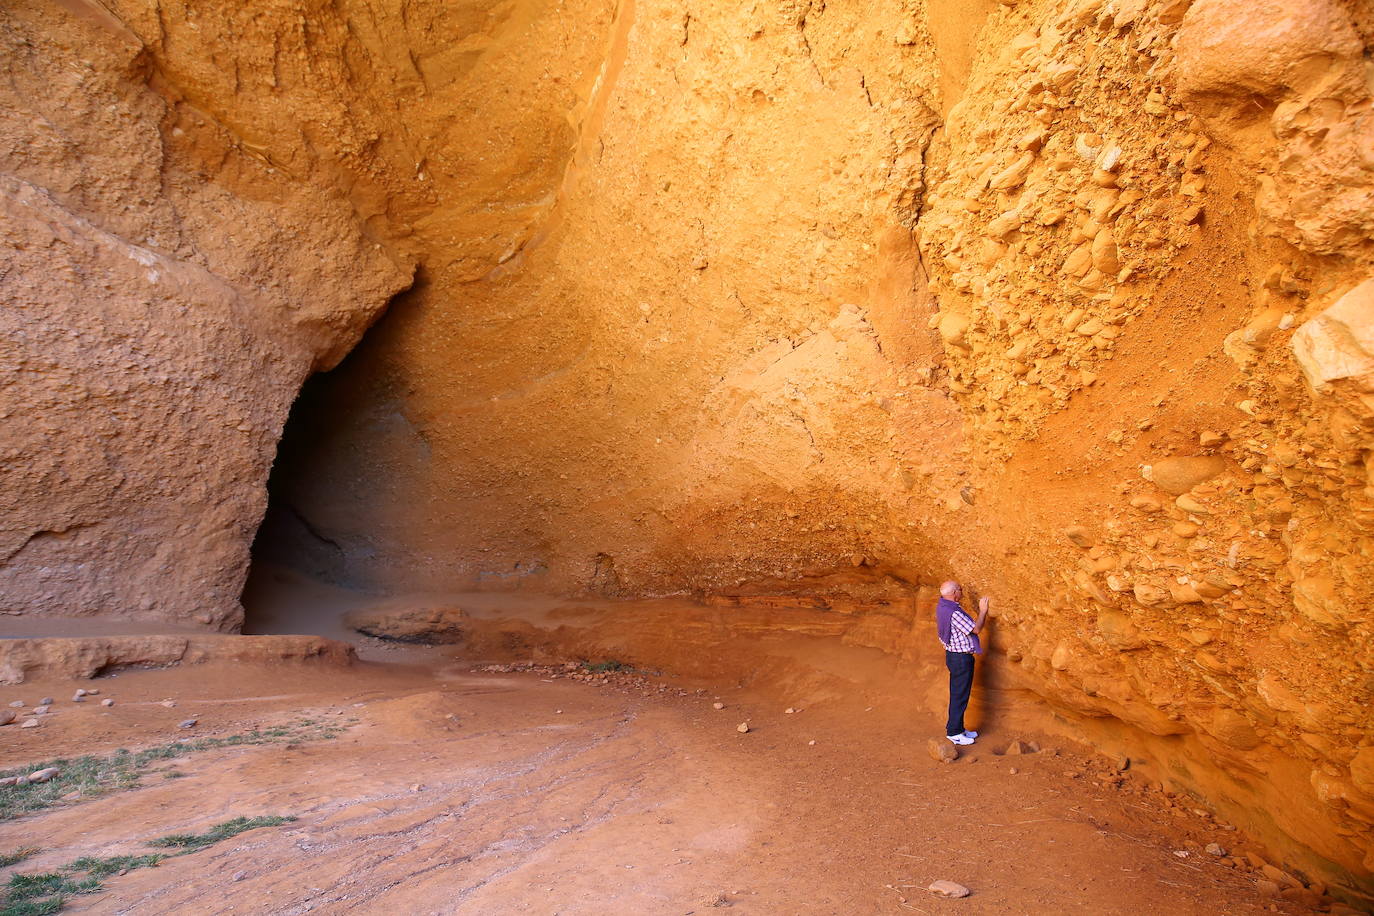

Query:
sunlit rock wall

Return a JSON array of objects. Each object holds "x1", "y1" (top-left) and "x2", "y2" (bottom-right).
[{"x1": 3, "y1": 0, "x2": 1372, "y2": 898}]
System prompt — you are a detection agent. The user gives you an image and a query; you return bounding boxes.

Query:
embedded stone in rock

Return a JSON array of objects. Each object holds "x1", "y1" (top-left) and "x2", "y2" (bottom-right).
[
  {"x1": 938, "y1": 312, "x2": 971, "y2": 347},
  {"x1": 1292, "y1": 279, "x2": 1374, "y2": 392},
  {"x1": 1063, "y1": 525, "x2": 1093, "y2": 547},
  {"x1": 343, "y1": 605, "x2": 470, "y2": 645},
  {"x1": 1292, "y1": 575, "x2": 1351, "y2": 628},
  {"x1": 1150, "y1": 456, "x2": 1228, "y2": 495},
  {"x1": 1132, "y1": 587, "x2": 1165, "y2": 609}
]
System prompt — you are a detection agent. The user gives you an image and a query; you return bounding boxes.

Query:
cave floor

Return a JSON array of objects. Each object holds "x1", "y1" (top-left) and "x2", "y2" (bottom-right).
[{"x1": 0, "y1": 650, "x2": 1320, "y2": 915}]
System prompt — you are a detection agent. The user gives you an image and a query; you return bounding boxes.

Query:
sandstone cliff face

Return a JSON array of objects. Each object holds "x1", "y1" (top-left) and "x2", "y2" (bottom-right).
[
  {"x1": 4, "y1": 0, "x2": 1373, "y2": 899},
  {"x1": 0, "y1": 0, "x2": 412, "y2": 628}
]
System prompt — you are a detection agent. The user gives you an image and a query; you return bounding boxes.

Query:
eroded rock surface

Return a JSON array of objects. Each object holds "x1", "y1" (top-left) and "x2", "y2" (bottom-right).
[{"x1": 3, "y1": 0, "x2": 1373, "y2": 901}]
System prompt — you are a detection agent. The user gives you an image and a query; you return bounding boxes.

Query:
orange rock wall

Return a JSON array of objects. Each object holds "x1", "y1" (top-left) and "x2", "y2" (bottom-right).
[{"x1": 3, "y1": 0, "x2": 1373, "y2": 900}]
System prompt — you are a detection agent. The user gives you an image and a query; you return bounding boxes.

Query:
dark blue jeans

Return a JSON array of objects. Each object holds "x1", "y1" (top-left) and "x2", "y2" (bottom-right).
[{"x1": 945, "y1": 650, "x2": 975, "y2": 736}]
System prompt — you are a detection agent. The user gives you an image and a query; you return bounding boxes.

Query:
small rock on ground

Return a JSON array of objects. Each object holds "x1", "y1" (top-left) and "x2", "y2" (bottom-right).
[
  {"x1": 0, "y1": 710, "x2": 15, "y2": 726},
  {"x1": 928, "y1": 880, "x2": 971, "y2": 898},
  {"x1": 101, "y1": 698, "x2": 115, "y2": 707},
  {"x1": 20, "y1": 718, "x2": 39, "y2": 729},
  {"x1": 927, "y1": 738, "x2": 959, "y2": 764},
  {"x1": 736, "y1": 722, "x2": 750, "y2": 733},
  {"x1": 39, "y1": 697, "x2": 54, "y2": 706},
  {"x1": 7, "y1": 700, "x2": 23, "y2": 708},
  {"x1": 28, "y1": 768, "x2": 59, "y2": 783},
  {"x1": 178, "y1": 718, "x2": 198, "y2": 729}
]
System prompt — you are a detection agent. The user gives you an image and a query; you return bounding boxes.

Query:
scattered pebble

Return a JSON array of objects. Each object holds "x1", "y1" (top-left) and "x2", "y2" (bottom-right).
[
  {"x1": 554, "y1": 709, "x2": 563, "y2": 715},
  {"x1": 178, "y1": 718, "x2": 198, "y2": 729},
  {"x1": 784, "y1": 707, "x2": 797, "y2": 714},
  {"x1": 7, "y1": 700, "x2": 23, "y2": 708},
  {"x1": 33, "y1": 705, "x2": 50, "y2": 715},
  {"x1": 73, "y1": 689, "x2": 87, "y2": 698},
  {"x1": 0, "y1": 710, "x2": 15, "y2": 727},
  {"x1": 71, "y1": 693, "x2": 86, "y2": 703},
  {"x1": 1206, "y1": 843, "x2": 1227, "y2": 857},
  {"x1": 28, "y1": 768, "x2": 59, "y2": 783},
  {"x1": 101, "y1": 698, "x2": 115, "y2": 707},
  {"x1": 38, "y1": 697, "x2": 54, "y2": 706},
  {"x1": 713, "y1": 702, "x2": 725, "y2": 710},
  {"x1": 1173, "y1": 850, "x2": 1190, "y2": 858},
  {"x1": 736, "y1": 722, "x2": 750, "y2": 734},
  {"x1": 161, "y1": 700, "x2": 178, "y2": 708},
  {"x1": 86, "y1": 689, "x2": 99, "y2": 696},
  {"x1": 928, "y1": 880, "x2": 971, "y2": 898},
  {"x1": 1009, "y1": 767, "x2": 1019, "y2": 775},
  {"x1": 807, "y1": 740, "x2": 816, "y2": 746},
  {"x1": 20, "y1": 719, "x2": 39, "y2": 729}
]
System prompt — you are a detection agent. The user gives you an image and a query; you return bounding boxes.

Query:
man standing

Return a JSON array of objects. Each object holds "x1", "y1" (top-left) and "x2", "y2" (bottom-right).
[{"x1": 936, "y1": 581, "x2": 989, "y2": 745}]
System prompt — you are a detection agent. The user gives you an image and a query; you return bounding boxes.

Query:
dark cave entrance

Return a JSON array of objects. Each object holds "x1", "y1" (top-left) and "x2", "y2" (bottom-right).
[{"x1": 240, "y1": 278, "x2": 423, "y2": 635}]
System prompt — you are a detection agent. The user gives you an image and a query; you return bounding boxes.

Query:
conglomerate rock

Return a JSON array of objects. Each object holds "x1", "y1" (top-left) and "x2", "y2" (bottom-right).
[{"x1": 2, "y1": 0, "x2": 1372, "y2": 901}]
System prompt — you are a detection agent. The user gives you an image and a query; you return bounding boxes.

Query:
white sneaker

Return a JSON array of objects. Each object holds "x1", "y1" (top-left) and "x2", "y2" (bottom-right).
[
  {"x1": 963, "y1": 730, "x2": 979, "y2": 739},
  {"x1": 947, "y1": 734, "x2": 975, "y2": 746}
]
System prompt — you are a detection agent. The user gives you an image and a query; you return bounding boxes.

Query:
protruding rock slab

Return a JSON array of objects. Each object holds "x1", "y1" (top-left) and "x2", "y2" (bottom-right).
[
  {"x1": 343, "y1": 605, "x2": 469, "y2": 645},
  {"x1": 0, "y1": 635, "x2": 356, "y2": 684}
]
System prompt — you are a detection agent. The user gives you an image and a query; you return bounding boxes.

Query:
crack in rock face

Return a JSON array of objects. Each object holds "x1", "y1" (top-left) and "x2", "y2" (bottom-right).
[{"x1": 3, "y1": 0, "x2": 1374, "y2": 901}]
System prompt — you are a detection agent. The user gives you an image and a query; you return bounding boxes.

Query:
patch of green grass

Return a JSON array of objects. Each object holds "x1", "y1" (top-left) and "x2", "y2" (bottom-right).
[
  {"x1": 149, "y1": 815, "x2": 296, "y2": 852},
  {"x1": 0, "y1": 895, "x2": 65, "y2": 916},
  {"x1": 0, "y1": 850, "x2": 37, "y2": 870},
  {"x1": 2, "y1": 871, "x2": 99, "y2": 915},
  {"x1": 65, "y1": 855, "x2": 164, "y2": 880},
  {"x1": 581, "y1": 659, "x2": 630, "y2": 674},
  {"x1": 0, "y1": 719, "x2": 349, "y2": 820},
  {"x1": 1, "y1": 815, "x2": 294, "y2": 915}
]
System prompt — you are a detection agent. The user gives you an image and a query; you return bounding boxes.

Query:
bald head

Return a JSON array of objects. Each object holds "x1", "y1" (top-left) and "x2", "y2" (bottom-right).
[{"x1": 940, "y1": 581, "x2": 962, "y2": 599}]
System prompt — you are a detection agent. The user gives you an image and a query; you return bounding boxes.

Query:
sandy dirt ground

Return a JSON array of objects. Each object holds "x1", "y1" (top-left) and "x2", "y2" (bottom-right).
[{"x1": 0, "y1": 642, "x2": 1326, "y2": 915}]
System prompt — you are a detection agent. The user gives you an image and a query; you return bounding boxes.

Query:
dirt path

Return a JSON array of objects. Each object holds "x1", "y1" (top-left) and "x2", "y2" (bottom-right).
[{"x1": 0, "y1": 655, "x2": 1323, "y2": 915}]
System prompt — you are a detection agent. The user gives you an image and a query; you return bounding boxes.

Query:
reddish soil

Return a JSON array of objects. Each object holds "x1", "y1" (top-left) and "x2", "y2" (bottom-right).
[{"x1": 0, "y1": 644, "x2": 1326, "y2": 915}]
